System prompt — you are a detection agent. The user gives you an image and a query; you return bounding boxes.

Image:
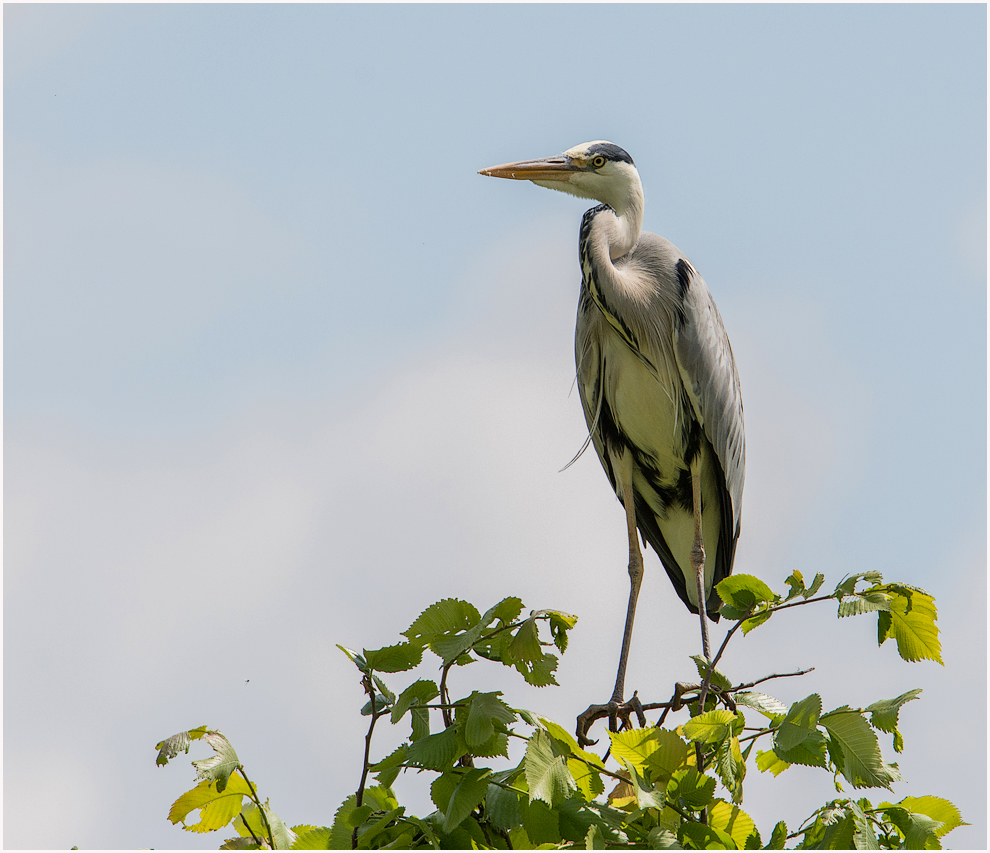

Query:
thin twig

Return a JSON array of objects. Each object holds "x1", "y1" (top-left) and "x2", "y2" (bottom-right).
[
  {"x1": 353, "y1": 674, "x2": 384, "y2": 849},
  {"x1": 236, "y1": 765, "x2": 275, "y2": 850},
  {"x1": 730, "y1": 668, "x2": 815, "y2": 692}
]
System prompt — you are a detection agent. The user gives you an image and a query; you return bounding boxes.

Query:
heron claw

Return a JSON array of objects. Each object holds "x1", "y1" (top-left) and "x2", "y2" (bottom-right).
[{"x1": 575, "y1": 691, "x2": 647, "y2": 747}]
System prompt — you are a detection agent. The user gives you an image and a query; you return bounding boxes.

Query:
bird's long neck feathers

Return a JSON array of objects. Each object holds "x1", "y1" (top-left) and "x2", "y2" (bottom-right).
[{"x1": 580, "y1": 178, "x2": 647, "y2": 306}]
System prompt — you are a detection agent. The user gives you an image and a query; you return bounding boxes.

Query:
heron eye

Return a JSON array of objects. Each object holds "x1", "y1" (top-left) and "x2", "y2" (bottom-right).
[{"x1": 592, "y1": 156, "x2": 606, "y2": 168}]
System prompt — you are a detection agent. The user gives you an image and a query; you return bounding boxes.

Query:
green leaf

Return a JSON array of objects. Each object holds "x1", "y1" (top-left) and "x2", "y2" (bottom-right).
[
  {"x1": 290, "y1": 826, "x2": 332, "y2": 849},
  {"x1": 620, "y1": 759, "x2": 667, "y2": 811},
  {"x1": 838, "y1": 591, "x2": 893, "y2": 618},
  {"x1": 243, "y1": 800, "x2": 297, "y2": 850},
  {"x1": 741, "y1": 610, "x2": 773, "y2": 634},
  {"x1": 691, "y1": 655, "x2": 733, "y2": 690},
  {"x1": 545, "y1": 609, "x2": 578, "y2": 653},
  {"x1": 568, "y1": 757, "x2": 605, "y2": 801},
  {"x1": 804, "y1": 573, "x2": 826, "y2": 598},
  {"x1": 169, "y1": 777, "x2": 251, "y2": 833},
  {"x1": 336, "y1": 645, "x2": 369, "y2": 673},
  {"x1": 756, "y1": 749, "x2": 790, "y2": 776},
  {"x1": 480, "y1": 596, "x2": 524, "y2": 627},
  {"x1": 821, "y1": 708, "x2": 901, "y2": 789},
  {"x1": 717, "y1": 574, "x2": 776, "y2": 611},
  {"x1": 774, "y1": 694, "x2": 821, "y2": 751},
  {"x1": 734, "y1": 692, "x2": 787, "y2": 719},
  {"x1": 362, "y1": 641, "x2": 423, "y2": 673},
  {"x1": 404, "y1": 724, "x2": 463, "y2": 771},
  {"x1": 509, "y1": 616, "x2": 543, "y2": 663},
  {"x1": 709, "y1": 801, "x2": 757, "y2": 849},
  {"x1": 486, "y1": 783, "x2": 523, "y2": 831},
  {"x1": 878, "y1": 590, "x2": 942, "y2": 664},
  {"x1": 585, "y1": 823, "x2": 606, "y2": 850},
  {"x1": 643, "y1": 729, "x2": 692, "y2": 784},
  {"x1": 683, "y1": 709, "x2": 737, "y2": 744},
  {"x1": 370, "y1": 744, "x2": 408, "y2": 788},
  {"x1": 465, "y1": 692, "x2": 516, "y2": 746},
  {"x1": 404, "y1": 598, "x2": 481, "y2": 642},
  {"x1": 774, "y1": 730, "x2": 829, "y2": 768},
  {"x1": 517, "y1": 798, "x2": 561, "y2": 846},
  {"x1": 680, "y1": 821, "x2": 737, "y2": 850},
  {"x1": 156, "y1": 726, "x2": 209, "y2": 766},
  {"x1": 890, "y1": 796, "x2": 967, "y2": 838},
  {"x1": 714, "y1": 736, "x2": 746, "y2": 803},
  {"x1": 668, "y1": 767, "x2": 716, "y2": 809},
  {"x1": 191, "y1": 731, "x2": 240, "y2": 793},
  {"x1": 359, "y1": 693, "x2": 390, "y2": 716},
  {"x1": 866, "y1": 689, "x2": 921, "y2": 753},
  {"x1": 784, "y1": 570, "x2": 806, "y2": 601},
  {"x1": 442, "y1": 768, "x2": 491, "y2": 832},
  {"x1": 765, "y1": 821, "x2": 788, "y2": 849},
  {"x1": 608, "y1": 727, "x2": 662, "y2": 771},
  {"x1": 535, "y1": 715, "x2": 607, "y2": 769},
  {"x1": 525, "y1": 728, "x2": 577, "y2": 805},
  {"x1": 516, "y1": 651, "x2": 560, "y2": 687},
  {"x1": 390, "y1": 679, "x2": 439, "y2": 724}
]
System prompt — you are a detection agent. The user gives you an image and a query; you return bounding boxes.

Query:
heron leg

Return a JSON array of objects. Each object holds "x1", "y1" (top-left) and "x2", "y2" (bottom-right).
[
  {"x1": 611, "y1": 452, "x2": 644, "y2": 704},
  {"x1": 690, "y1": 459, "x2": 711, "y2": 662},
  {"x1": 576, "y1": 450, "x2": 647, "y2": 746}
]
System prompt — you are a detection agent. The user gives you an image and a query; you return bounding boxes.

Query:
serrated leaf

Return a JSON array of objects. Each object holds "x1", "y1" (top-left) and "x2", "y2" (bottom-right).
[
  {"x1": 765, "y1": 821, "x2": 787, "y2": 849},
  {"x1": 866, "y1": 689, "x2": 921, "y2": 753},
  {"x1": 775, "y1": 729, "x2": 829, "y2": 768},
  {"x1": 620, "y1": 759, "x2": 667, "y2": 810},
  {"x1": 535, "y1": 715, "x2": 606, "y2": 768},
  {"x1": 360, "y1": 693, "x2": 390, "y2": 716},
  {"x1": 465, "y1": 692, "x2": 516, "y2": 746},
  {"x1": 509, "y1": 616, "x2": 543, "y2": 663},
  {"x1": 608, "y1": 727, "x2": 662, "y2": 771},
  {"x1": 643, "y1": 729, "x2": 692, "y2": 784},
  {"x1": 821, "y1": 709, "x2": 901, "y2": 789},
  {"x1": 156, "y1": 726, "x2": 209, "y2": 766},
  {"x1": 169, "y1": 776, "x2": 252, "y2": 833},
  {"x1": 784, "y1": 570, "x2": 806, "y2": 600},
  {"x1": 878, "y1": 591, "x2": 942, "y2": 664},
  {"x1": 680, "y1": 821, "x2": 737, "y2": 850},
  {"x1": 734, "y1": 692, "x2": 787, "y2": 719},
  {"x1": 709, "y1": 801, "x2": 757, "y2": 849},
  {"x1": 891, "y1": 796, "x2": 967, "y2": 838},
  {"x1": 517, "y1": 798, "x2": 561, "y2": 846},
  {"x1": 403, "y1": 598, "x2": 481, "y2": 646},
  {"x1": 404, "y1": 724, "x2": 462, "y2": 771},
  {"x1": 756, "y1": 748, "x2": 790, "y2": 776},
  {"x1": 774, "y1": 694, "x2": 821, "y2": 751},
  {"x1": 336, "y1": 645, "x2": 368, "y2": 673},
  {"x1": 691, "y1": 655, "x2": 733, "y2": 690},
  {"x1": 525, "y1": 728, "x2": 577, "y2": 805},
  {"x1": 682, "y1": 709, "x2": 737, "y2": 744},
  {"x1": 568, "y1": 756, "x2": 605, "y2": 802},
  {"x1": 390, "y1": 679, "x2": 439, "y2": 724},
  {"x1": 442, "y1": 768, "x2": 491, "y2": 832},
  {"x1": 516, "y1": 651, "x2": 559, "y2": 687},
  {"x1": 546, "y1": 610, "x2": 578, "y2": 653},
  {"x1": 741, "y1": 609, "x2": 774, "y2": 634},
  {"x1": 480, "y1": 596, "x2": 525, "y2": 627},
  {"x1": 714, "y1": 737, "x2": 746, "y2": 803},
  {"x1": 668, "y1": 767, "x2": 715, "y2": 809},
  {"x1": 242, "y1": 799, "x2": 297, "y2": 850},
  {"x1": 717, "y1": 574, "x2": 776, "y2": 611},
  {"x1": 486, "y1": 782, "x2": 523, "y2": 831},
  {"x1": 838, "y1": 591, "x2": 892, "y2": 618},
  {"x1": 370, "y1": 744, "x2": 407, "y2": 788},
  {"x1": 881, "y1": 806, "x2": 940, "y2": 850},
  {"x1": 804, "y1": 573, "x2": 826, "y2": 598},
  {"x1": 290, "y1": 825, "x2": 332, "y2": 849},
  {"x1": 192, "y1": 731, "x2": 240, "y2": 792},
  {"x1": 363, "y1": 641, "x2": 424, "y2": 673}
]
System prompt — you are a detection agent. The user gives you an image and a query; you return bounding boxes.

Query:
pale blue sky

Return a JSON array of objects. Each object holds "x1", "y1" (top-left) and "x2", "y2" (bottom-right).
[{"x1": 4, "y1": 4, "x2": 986, "y2": 849}]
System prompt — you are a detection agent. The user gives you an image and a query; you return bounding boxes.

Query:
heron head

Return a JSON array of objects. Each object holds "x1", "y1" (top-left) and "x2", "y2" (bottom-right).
[{"x1": 479, "y1": 141, "x2": 642, "y2": 213}]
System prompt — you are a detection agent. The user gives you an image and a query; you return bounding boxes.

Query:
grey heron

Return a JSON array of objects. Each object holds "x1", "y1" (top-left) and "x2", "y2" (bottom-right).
[{"x1": 480, "y1": 142, "x2": 745, "y2": 744}]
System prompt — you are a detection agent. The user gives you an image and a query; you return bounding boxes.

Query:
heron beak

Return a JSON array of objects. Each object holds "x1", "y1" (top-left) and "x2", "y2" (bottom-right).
[{"x1": 478, "y1": 156, "x2": 578, "y2": 182}]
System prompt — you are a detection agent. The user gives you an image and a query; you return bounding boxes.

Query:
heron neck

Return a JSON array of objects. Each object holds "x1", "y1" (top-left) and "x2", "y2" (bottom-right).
[{"x1": 592, "y1": 188, "x2": 644, "y2": 262}]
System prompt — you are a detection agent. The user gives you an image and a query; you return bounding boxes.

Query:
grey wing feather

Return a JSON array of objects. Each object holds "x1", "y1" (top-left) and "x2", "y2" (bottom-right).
[{"x1": 672, "y1": 260, "x2": 745, "y2": 534}]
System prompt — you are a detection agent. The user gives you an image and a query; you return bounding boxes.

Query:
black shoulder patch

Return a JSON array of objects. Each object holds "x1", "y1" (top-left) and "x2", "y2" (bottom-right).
[
  {"x1": 675, "y1": 258, "x2": 692, "y2": 301},
  {"x1": 587, "y1": 142, "x2": 634, "y2": 165}
]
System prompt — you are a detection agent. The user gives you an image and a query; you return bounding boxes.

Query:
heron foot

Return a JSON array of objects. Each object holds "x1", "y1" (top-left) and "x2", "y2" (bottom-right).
[{"x1": 576, "y1": 691, "x2": 646, "y2": 747}]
